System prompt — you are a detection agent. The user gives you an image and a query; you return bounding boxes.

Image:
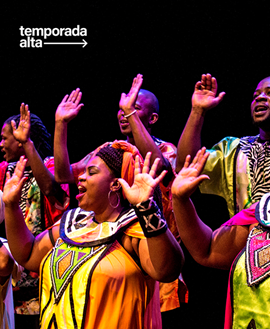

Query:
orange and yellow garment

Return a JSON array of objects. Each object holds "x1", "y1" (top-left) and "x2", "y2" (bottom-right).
[
  {"x1": 71, "y1": 138, "x2": 188, "y2": 312},
  {"x1": 39, "y1": 207, "x2": 161, "y2": 329}
]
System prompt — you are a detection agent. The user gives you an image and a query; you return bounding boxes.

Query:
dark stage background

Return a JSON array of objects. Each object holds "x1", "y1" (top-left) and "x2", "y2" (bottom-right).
[{"x1": 1, "y1": 2, "x2": 268, "y2": 328}]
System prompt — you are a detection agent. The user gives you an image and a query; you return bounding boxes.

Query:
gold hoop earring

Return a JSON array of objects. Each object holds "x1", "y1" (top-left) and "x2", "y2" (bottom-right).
[{"x1": 108, "y1": 190, "x2": 120, "y2": 209}]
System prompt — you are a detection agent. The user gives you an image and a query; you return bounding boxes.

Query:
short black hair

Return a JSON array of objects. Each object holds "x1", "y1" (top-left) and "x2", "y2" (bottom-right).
[{"x1": 139, "y1": 89, "x2": 159, "y2": 114}]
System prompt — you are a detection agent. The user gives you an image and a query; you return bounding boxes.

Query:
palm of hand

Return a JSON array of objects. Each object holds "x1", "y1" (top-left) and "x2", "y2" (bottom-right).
[
  {"x1": 119, "y1": 74, "x2": 143, "y2": 113},
  {"x1": 171, "y1": 167, "x2": 200, "y2": 197},
  {"x1": 13, "y1": 121, "x2": 30, "y2": 143},
  {"x1": 124, "y1": 173, "x2": 155, "y2": 205},
  {"x1": 3, "y1": 175, "x2": 22, "y2": 205},
  {"x1": 192, "y1": 90, "x2": 217, "y2": 109},
  {"x1": 56, "y1": 102, "x2": 79, "y2": 121}
]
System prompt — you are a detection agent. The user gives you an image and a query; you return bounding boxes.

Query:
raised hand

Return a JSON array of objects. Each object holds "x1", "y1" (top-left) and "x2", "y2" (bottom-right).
[
  {"x1": 192, "y1": 73, "x2": 225, "y2": 113},
  {"x1": 2, "y1": 156, "x2": 28, "y2": 206},
  {"x1": 55, "y1": 88, "x2": 84, "y2": 123},
  {"x1": 118, "y1": 152, "x2": 167, "y2": 205},
  {"x1": 12, "y1": 103, "x2": 31, "y2": 144},
  {"x1": 119, "y1": 74, "x2": 143, "y2": 116},
  {"x1": 172, "y1": 147, "x2": 210, "y2": 199}
]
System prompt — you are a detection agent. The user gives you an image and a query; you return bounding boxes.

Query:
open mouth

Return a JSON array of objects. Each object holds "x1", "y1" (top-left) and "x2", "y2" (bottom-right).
[
  {"x1": 255, "y1": 105, "x2": 268, "y2": 113},
  {"x1": 76, "y1": 185, "x2": 87, "y2": 200},
  {"x1": 120, "y1": 118, "x2": 129, "y2": 124},
  {"x1": 119, "y1": 119, "x2": 130, "y2": 129}
]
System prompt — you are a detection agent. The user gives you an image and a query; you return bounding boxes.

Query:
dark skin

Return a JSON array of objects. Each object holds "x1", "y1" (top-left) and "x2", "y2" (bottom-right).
[
  {"x1": 176, "y1": 74, "x2": 270, "y2": 172},
  {"x1": 176, "y1": 73, "x2": 225, "y2": 172},
  {"x1": 3, "y1": 154, "x2": 183, "y2": 282},
  {"x1": 250, "y1": 77, "x2": 270, "y2": 139},
  {"x1": 10, "y1": 104, "x2": 64, "y2": 199},
  {"x1": 172, "y1": 148, "x2": 257, "y2": 270},
  {"x1": 118, "y1": 75, "x2": 172, "y2": 181},
  {"x1": 0, "y1": 242, "x2": 16, "y2": 285},
  {"x1": 54, "y1": 75, "x2": 173, "y2": 187}
]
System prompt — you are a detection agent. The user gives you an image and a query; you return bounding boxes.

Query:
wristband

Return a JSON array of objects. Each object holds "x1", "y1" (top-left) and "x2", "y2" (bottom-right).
[
  {"x1": 133, "y1": 197, "x2": 168, "y2": 238},
  {"x1": 124, "y1": 109, "x2": 137, "y2": 118},
  {"x1": 0, "y1": 240, "x2": 3, "y2": 248}
]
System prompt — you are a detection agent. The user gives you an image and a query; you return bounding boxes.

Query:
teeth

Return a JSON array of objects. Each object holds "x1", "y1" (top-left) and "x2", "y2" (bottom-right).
[{"x1": 256, "y1": 106, "x2": 267, "y2": 111}]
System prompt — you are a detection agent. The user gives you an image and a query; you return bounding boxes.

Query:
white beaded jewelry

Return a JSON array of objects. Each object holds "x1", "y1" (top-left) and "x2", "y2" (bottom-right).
[{"x1": 124, "y1": 109, "x2": 137, "y2": 118}]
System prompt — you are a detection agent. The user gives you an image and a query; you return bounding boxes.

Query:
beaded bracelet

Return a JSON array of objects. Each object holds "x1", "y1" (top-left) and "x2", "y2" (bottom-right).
[{"x1": 124, "y1": 109, "x2": 137, "y2": 118}]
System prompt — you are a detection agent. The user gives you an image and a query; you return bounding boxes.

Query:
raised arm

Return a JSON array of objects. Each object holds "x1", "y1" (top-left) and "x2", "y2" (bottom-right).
[
  {"x1": 172, "y1": 148, "x2": 249, "y2": 269},
  {"x1": 119, "y1": 74, "x2": 173, "y2": 182},
  {"x1": 176, "y1": 73, "x2": 225, "y2": 172},
  {"x1": 3, "y1": 157, "x2": 59, "y2": 272},
  {"x1": 54, "y1": 88, "x2": 84, "y2": 183},
  {"x1": 119, "y1": 152, "x2": 183, "y2": 282},
  {"x1": 12, "y1": 104, "x2": 62, "y2": 199}
]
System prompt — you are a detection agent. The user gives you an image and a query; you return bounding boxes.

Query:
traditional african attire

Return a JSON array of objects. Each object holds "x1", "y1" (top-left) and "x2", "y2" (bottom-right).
[
  {"x1": 221, "y1": 194, "x2": 270, "y2": 328},
  {"x1": 71, "y1": 138, "x2": 188, "y2": 312},
  {"x1": 39, "y1": 208, "x2": 161, "y2": 329},
  {"x1": 39, "y1": 141, "x2": 170, "y2": 328},
  {"x1": 0, "y1": 157, "x2": 69, "y2": 316},
  {"x1": 200, "y1": 135, "x2": 270, "y2": 218}
]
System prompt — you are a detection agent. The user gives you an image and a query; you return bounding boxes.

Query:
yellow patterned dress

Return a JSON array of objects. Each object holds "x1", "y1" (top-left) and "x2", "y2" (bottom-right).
[{"x1": 39, "y1": 207, "x2": 161, "y2": 329}]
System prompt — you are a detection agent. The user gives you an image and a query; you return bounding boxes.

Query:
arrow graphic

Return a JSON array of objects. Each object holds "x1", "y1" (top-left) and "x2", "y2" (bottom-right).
[{"x1": 44, "y1": 39, "x2": 87, "y2": 48}]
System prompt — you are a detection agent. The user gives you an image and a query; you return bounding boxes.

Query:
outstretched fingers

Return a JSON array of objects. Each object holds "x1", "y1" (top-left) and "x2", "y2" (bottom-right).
[
  {"x1": 14, "y1": 156, "x2": 28, "y2": 179},
  {"x1": 194, "y1": 81, "x2": 202, "y2": 92},
  {"x1": 10, "y1": 120, "x2": 17, "y2": 132},
  {"x1": 148, "y1": 157, "x2": 160, "y2": 178},
  {"x1": 190, "y1": 147, "x2": 209, "y2": 173},
  {"x1": 211, "y1": 77, "x2": 218, "y2": 94},
  {"x1": 142, "y1": 153, "x2": 167, "y2": 185},
  {"x1": 18, "y1": 103, "x2": 29, "y2": 125},
  {"x1": 67, "y1": 88, "x2": 82, "y2": 104},
  {"x1": 21, "y1": 104, "x2": 30, "y2": 124},
  {"x1": 128, "y1": 74, "x2": 143, "y2": 97},
  {"x1": 61, "y1": 94, "x2": 69, "y2": 104},
  {"x1": 154, "y1": 169, "x2": 168, "y2": 186},
  {"x1": 189, "y1": 148, "x2": 203, "y2": 169},
  {"x1": 189, "y1": 174, "x2": 210, "y2": 189},
  {"x1": 131, "y1": 74, "x2": 143, "y2": 89},
  {"x1": 183, "y1": 154, "x2": 192, "y2": 169},
  {"x1": 141, "y1": 152, "x2": 159, "y2": 177},
  {"x1": 200, "y1": 73, "x2": 216, "y2": 93},
  {"x1": 134, "y1": 154, "x2": 143, "y2": 176},
  {"x1": 142, "y1": 152, "x2": 151, "y2": 174},
  {"x1": 67, "y1": 89, "x2": 76, "y2": 102},
  {"x1": 3, "y1": 156, "x2": 28, "y2": 205},
  {"x1": 117, "y1": 178, "x2": 130, "y2": 194},
  {"x1": 73, "y1": 88, "x2": 82, "y2": 106},
  {"x1": 6, "y1": 156, "x2": 27, "y2": 185},
  {"x1": 217, "y1": 91, "x2": 226, "y2": 103},
  {"x1": 205, "y1": 74, "x2": 213, "y2": 90},
  {"x1": 196, "y1": 148, "x2": 209, "y2": 172}
]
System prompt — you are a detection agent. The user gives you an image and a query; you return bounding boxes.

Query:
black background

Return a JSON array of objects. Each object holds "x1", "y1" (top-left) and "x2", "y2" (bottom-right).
[{"x1": 1, "y1": 1, "x2": 268, "y2": 328}]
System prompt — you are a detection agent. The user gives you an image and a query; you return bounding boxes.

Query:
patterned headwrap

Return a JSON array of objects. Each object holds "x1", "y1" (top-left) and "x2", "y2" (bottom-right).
[
  {"x1": 96, "y1": 140, "x2": 143, "y2": 189},
  {"x1": 96, "y1": 140, "x2": 163, "y2": 211}
]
